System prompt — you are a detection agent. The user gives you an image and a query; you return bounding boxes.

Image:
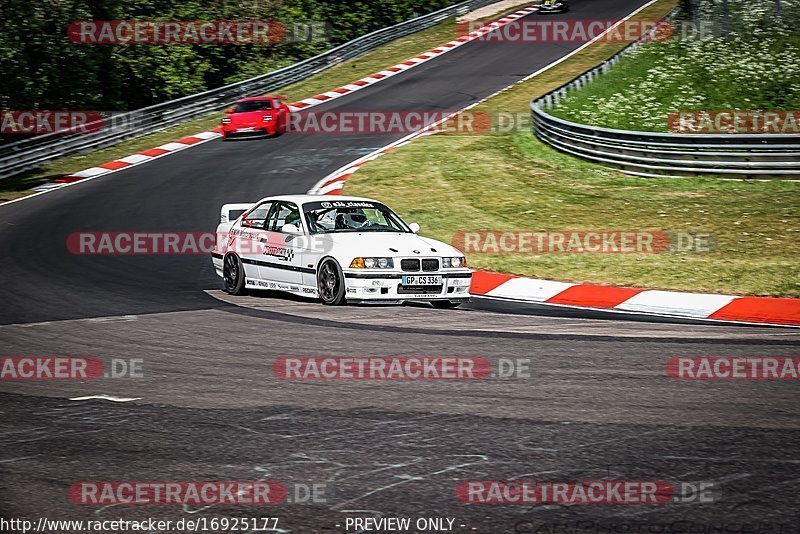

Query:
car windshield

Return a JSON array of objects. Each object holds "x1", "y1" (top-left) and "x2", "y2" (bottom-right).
[
  {"x1": 304, "y1": 200, "x2": 411, "y2": 233},
  {"x1": 233, "y1": 100, "x2": 272, "y2": 113}
]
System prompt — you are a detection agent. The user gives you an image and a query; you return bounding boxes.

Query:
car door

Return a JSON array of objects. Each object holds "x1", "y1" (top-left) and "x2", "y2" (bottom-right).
[
  {"x1": 228, "y1": 201, "x2": 272, "y2": 287},
  {"x1": 259, "y1": 201, "x2": 305, "y2": 288}
]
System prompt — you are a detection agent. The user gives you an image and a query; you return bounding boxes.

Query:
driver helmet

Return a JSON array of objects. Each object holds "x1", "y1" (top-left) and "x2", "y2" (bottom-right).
[{"x1": 336, "y1": 209, "x2": 368, "y2": 229}]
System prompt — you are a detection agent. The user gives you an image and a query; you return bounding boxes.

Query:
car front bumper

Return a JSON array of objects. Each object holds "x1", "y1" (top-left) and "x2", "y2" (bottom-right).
[
  {"x1": 343, "y1": 271, "x2": 472, "y2": 301},
  {"x1": 222, "y1": 124, "x2": 276, "y2": 137}
]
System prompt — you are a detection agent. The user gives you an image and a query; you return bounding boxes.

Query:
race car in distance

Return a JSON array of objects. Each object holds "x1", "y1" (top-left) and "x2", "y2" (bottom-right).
[
  {"x1": 538, "y1": 0, "x2": 569, "y2": 13},
  {"x1": 212, "y1": 195, "x2": 472, "y2": 307},
  {"x1": 221, "y1": 95, "x2": 290, "y2": 139}
]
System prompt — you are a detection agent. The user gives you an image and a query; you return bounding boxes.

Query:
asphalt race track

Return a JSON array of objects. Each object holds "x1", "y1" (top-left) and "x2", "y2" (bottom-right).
[
  {"x1": 2, "y1": 308, "x2": 799, "y2": 531},
  {"x1": 1, "y1": 0, "x2": 799, "y2": 531},
  {"x1": 0, "y1": 0, "x2": 654, "y2": 325}
]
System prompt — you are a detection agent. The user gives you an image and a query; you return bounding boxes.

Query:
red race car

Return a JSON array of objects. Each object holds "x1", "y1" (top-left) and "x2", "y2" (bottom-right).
[{"x1": 221, "y1": 95, "x2": 290, "y2": 140}]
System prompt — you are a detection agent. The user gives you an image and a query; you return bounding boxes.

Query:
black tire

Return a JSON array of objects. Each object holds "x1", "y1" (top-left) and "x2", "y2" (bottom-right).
[
  {"x1": 431, "y1": 300, "x2": 461, "y2": 309},
  {"x1": 317, "y1": 259, "x2": 346, "y2": 305},
  {"x1": 222, "y1": 253, "x2": 246, "y2": 295}
]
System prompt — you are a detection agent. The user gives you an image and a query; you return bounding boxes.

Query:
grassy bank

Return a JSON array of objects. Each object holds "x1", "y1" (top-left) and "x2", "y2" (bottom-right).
[
  {"x1": 346, "y1": 134, "x2": 799, "y2": 297},
  {"x1": 344, "y1": 0, "x2": 800, "y2": 297},
  {"x1": 550, "y1": 0, "x2": 800, "y2": 131}
]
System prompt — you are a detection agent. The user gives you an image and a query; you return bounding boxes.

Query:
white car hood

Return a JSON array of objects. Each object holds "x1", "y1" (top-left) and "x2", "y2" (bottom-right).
[{"x1": 321, "y1": 231, "x2": 464, "y2": 257}]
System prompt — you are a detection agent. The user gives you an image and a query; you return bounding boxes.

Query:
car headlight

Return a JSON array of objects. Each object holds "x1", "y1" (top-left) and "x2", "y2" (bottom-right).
[
  {"x1": 221, "y1": 118, "x2": 231, "y2": 124},
  {"x1": 263, "y1": 115, "x2": 273, "y2": 122},
  {"x1": 350, "y1": 257, "x2": 394, "y2": 269},
  {"x1": 442, "y1": 257, "x2": 467, "y2": 268}
]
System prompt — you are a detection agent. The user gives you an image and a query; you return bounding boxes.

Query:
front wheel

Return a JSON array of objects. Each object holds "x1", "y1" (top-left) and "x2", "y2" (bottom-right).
[
  {"x1": 222, "y1": 253, "x2": 246, "y2": 295},
  {"x1": 317, "y1": 259, "x2": 346, "y2": 305},
  {"x1": 431, "y1": 300, "x2": 462, "y2": 309}
]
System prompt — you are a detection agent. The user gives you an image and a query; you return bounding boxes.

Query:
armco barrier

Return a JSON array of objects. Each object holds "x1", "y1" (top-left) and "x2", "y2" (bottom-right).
[
  {"x1": 530, "y1": 15, "x2": 800, "y2": 178},
  {"x1": 0, "y1": 0, "x2": 499, "y2": 180}
]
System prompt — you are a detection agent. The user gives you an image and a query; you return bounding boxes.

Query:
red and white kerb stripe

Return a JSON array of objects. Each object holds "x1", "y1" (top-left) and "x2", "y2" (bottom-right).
[
  {"x1": 470, "y1": 272, "x2": 800, "y2": 327},
  {"x1": 41, "y1": 5, "x2": 539, "y2": 192}
]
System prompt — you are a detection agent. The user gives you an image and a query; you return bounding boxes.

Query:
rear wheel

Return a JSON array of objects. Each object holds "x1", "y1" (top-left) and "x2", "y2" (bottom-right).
[
  {"x1": 431, "y1": 300, "x2": 461, "y2": 309},
  {"x1": 222, "y1": 253, "x2": 246, "y2": 295},
  {"x1": 317, "y1": 259, "x2": 346, "y2": 305}
]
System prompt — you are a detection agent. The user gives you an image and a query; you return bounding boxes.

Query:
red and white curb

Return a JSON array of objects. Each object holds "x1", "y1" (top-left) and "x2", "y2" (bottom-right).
[
  {"x1": 23, "y1": 5, "x2": 539, "y2": 197},
  {"x1": 287, "y1": 5, "x2": 539, "y2": 112},
  {"x1": 31, "y1": 131, "x2": 222, "y2": 192},
  {"x1": 311, "y1": 132, "x2": 800, "y2": 329},
  {"x1": 308, "y1": 127, "x2": 437, "y2": 195},
  {"x1": 470, "y1": 272, "x2": 800, "y2": 327},
  {"x1": 309, "y1": 0, "x2": 664, "y2": 195}
]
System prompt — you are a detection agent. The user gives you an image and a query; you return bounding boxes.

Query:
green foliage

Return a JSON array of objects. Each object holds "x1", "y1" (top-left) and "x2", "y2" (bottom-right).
[
  {"x1": 549, "y1": 0, "x2": 800, "y2": 132},
  {"x1": 0, "y1": 0, "x2": 455, "y2": 111}
]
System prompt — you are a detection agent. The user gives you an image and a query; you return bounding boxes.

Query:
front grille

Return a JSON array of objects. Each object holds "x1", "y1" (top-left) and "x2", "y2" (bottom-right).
[
  {"x1": 397, "y1": 284, "x2": 444, "y2": 295},
  {"x1": 421, "y1": 259, "x2": 439, "y2": 272},
  {"x1": 401, "y1": 259, "x2": 420, "y2": 272}
]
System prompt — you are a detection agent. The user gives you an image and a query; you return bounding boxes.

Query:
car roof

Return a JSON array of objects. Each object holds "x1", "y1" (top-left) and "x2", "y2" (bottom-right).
[
  {"x1": 235, "y1": 95, "x2": 282, "y2": 103},
  {"x1": 253, "y1": 194, "x2": 382, "y2": 206}
]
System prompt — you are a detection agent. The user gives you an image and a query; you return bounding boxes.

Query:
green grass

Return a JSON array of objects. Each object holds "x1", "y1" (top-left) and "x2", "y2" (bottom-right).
[
  {"x1": 550, "y1": 1, "x2": 800, "y2": 131},
  {"x1": 478, "y1": 0, "x2": 678, "y2": 112},
  {"x1": 343, "y1": 0, "x2": 800, "y2": 297},
  {"x1": 0, "y1": 2, "x2": 534, "y2": 202},
  {"x1": 347, "y1": 133, "x2": 799, "y2": 297}
]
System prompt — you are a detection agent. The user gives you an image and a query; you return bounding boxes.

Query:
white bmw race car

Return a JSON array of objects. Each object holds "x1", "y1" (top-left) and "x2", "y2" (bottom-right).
[{"x1": 211, "y1": 195, "x2": 472, "y2": 307}]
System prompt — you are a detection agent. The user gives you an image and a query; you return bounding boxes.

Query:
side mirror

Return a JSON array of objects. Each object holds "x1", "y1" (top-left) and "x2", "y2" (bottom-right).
[
  {"x1": 281, "y1": 223, "x2": 302, "y2": 235},
  {"x1": 224, "y1": 108, "x2": 234, "y2": 114},
  {"x1": 409, "y1": 222, "x2": 420, "y2": 234}
]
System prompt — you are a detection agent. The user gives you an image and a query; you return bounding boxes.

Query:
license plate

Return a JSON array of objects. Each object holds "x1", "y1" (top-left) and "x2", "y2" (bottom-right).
[
  {"x1": 236, "y1": 127, "x2": 255, "y2": 132},
  {"x1": 402, "y1": 275, "x2": 442, "y2": 285}
]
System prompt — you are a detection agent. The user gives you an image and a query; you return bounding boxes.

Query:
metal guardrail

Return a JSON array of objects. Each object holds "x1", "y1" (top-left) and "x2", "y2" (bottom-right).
[
  {"x1": 0, "y1": 0, "x2": 499, "y2": 180},
  {"x1": 530, "y1": 17, "x2": 800, "y2": 178}
]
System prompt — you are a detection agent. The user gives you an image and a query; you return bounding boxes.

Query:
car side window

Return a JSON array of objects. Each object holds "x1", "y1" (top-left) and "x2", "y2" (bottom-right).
[
  {"x1": 241, "y1": 202, "x2": 272, "y2": 229},
  {"x1": 266, "y1": 202, "x2": 301, "y2": 232}
]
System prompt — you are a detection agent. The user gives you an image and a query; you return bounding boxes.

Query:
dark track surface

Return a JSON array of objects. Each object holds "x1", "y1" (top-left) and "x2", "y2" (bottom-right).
[
  {"x1": 1, "y1": 0, "x2": 799, "y2": 531},
  {"x1": 1, "y1": 310, "x2": 798, "y2": 530}
]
